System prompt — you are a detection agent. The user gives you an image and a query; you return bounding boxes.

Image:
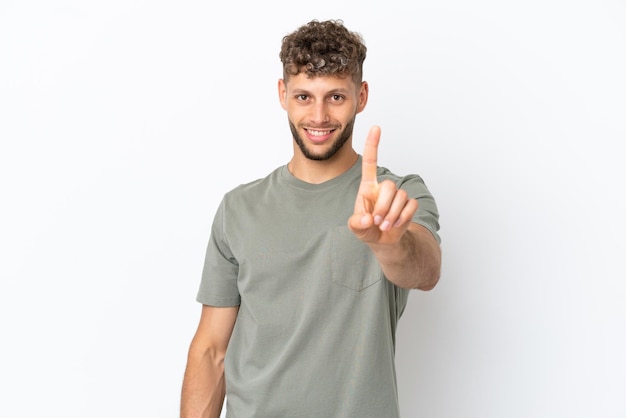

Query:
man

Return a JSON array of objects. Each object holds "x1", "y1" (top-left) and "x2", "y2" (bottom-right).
[{"x1": 181, "y1": 19, "x2": 441, "y2": 418}]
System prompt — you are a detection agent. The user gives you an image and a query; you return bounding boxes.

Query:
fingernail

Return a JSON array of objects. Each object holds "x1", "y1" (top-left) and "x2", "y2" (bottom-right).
[
  {"x1": 380, "y1": 220, "x2": 390, "y2": 231},
  {"x1": 361, "y1": 215, "x2": 369, "y2": 227},
  {"x1": 374, "y1": 215, "x2": 382, "y2": 225}
]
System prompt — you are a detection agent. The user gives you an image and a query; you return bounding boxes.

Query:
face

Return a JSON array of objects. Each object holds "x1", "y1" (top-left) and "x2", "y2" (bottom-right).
[{"x1": 279, "y1": 73, "x2": 368, "y2": 161}]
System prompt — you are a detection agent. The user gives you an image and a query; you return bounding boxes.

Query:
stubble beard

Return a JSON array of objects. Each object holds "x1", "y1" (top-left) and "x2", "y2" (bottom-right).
[{"x1": 289, "y1": 118, "x2": 356, "y2": 161}]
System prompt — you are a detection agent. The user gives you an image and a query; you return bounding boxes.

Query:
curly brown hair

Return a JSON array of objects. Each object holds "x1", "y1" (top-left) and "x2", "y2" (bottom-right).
[{"x1": 279, "y1": 19, "x2": 367, "y2": 84}]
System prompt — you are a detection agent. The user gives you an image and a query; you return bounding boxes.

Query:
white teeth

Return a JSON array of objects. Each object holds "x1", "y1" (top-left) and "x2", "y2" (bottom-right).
[{"x1": 308, "y1": 130, "x2": 330, "y2": 136}]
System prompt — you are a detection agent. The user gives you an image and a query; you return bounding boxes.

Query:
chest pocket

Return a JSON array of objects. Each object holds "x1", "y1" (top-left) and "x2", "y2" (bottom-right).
[{"x1": 330, "y1": 226, "x2": 382, "y2": 291}]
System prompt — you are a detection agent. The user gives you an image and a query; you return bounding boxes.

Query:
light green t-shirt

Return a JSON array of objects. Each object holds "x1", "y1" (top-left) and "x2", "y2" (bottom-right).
[{"x1": 197, "y1": 156, "x2": 440, "y2": 418}]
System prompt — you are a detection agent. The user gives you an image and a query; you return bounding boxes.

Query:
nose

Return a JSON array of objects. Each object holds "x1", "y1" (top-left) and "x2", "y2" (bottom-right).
[{"x1": 310, "y1": 102, "x2": 330, "y2": 125}]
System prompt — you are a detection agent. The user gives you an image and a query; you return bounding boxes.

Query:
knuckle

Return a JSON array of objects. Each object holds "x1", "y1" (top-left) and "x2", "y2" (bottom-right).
[{"x1": 380, "y1": 179, "x2": 396, "y2": 188}]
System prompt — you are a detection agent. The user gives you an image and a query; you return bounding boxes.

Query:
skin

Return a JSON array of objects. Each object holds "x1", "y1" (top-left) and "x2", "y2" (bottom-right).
[{"x1": 180, "y1": 72, "x2": 442, "y2": 418}]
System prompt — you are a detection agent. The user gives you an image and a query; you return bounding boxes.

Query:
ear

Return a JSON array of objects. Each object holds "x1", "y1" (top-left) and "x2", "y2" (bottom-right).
[
  {"x1": 278, "y1": 79, "x2": 287, "y2": 110},
  {"x1": 356, "y1": 81, "x2": 369, "y2": 114}
]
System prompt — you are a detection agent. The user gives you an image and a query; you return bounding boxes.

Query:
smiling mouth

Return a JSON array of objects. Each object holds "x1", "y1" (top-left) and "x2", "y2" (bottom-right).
[{"x1": 305, "y1": 128, "x2": 334, "y2": 137}]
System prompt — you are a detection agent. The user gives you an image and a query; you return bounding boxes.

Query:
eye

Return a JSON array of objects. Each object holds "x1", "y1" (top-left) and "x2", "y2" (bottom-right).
[
  {"x1": 296, "y1": 94, "x2": 309, "y2": 101},
  {"x1": 330, "y1": 94, "x2": 345, "y2": 103}
]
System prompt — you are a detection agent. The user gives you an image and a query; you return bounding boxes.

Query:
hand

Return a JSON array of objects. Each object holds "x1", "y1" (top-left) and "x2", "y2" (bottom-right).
[{"x1": 348, "y1": 125, "x2": 419, "y2": 245}]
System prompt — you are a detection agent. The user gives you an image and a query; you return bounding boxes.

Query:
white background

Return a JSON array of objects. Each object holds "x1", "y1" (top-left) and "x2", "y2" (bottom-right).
[{"x1": 1, "y1": 1, "x2": 625, "y2": 417}]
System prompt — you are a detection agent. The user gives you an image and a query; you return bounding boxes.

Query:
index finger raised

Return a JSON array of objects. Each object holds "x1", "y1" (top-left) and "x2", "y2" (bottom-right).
[{"x1": 361, "y1": 125, "x2": 381, "y2": 184}]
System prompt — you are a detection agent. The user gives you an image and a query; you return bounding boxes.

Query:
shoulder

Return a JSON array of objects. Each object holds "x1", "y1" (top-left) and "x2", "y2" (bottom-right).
[
  {"x1": 377, "y1": 166, "x2": 428, "y2": 191},
  {"x1": 222, "y1": 166, "x2": 284, "y2": 205}
]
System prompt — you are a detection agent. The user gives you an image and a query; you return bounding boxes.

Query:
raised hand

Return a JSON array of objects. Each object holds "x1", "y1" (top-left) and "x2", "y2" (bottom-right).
[{"x1": 348, "y1": 125, "x2": 419, "y2": 245}]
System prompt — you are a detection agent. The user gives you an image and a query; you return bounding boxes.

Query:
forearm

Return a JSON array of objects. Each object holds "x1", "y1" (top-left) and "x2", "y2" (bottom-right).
[
  {"x1": 180, "y1": 345, "x2": 226, "y2": 418},
  {"x1": 369, "y1": 223, "x2": 441, "y2": 290}
]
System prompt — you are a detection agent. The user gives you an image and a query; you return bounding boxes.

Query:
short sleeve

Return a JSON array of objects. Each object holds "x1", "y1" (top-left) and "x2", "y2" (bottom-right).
[
  {"x1": 398, "y1": 174, "x2": 441, "y2": 244},
  {"x1": 196, "y1": 199, "x2": 241, "y2": 306}
]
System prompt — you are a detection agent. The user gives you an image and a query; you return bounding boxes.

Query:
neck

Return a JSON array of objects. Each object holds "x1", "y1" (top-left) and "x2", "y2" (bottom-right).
[{"x1": 288, "y1": 148, "x2": 359, "y2": 184}]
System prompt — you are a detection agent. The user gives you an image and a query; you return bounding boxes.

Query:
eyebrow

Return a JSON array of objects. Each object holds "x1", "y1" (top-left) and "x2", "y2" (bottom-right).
[{"x1": 290, "y1": 88, "x2": 351, "y2": 95}]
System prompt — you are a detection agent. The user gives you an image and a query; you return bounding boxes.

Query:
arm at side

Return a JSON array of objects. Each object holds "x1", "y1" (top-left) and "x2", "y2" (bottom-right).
[{"x1": 180, "y1": 305, "x2": 239, "y2": 418}]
